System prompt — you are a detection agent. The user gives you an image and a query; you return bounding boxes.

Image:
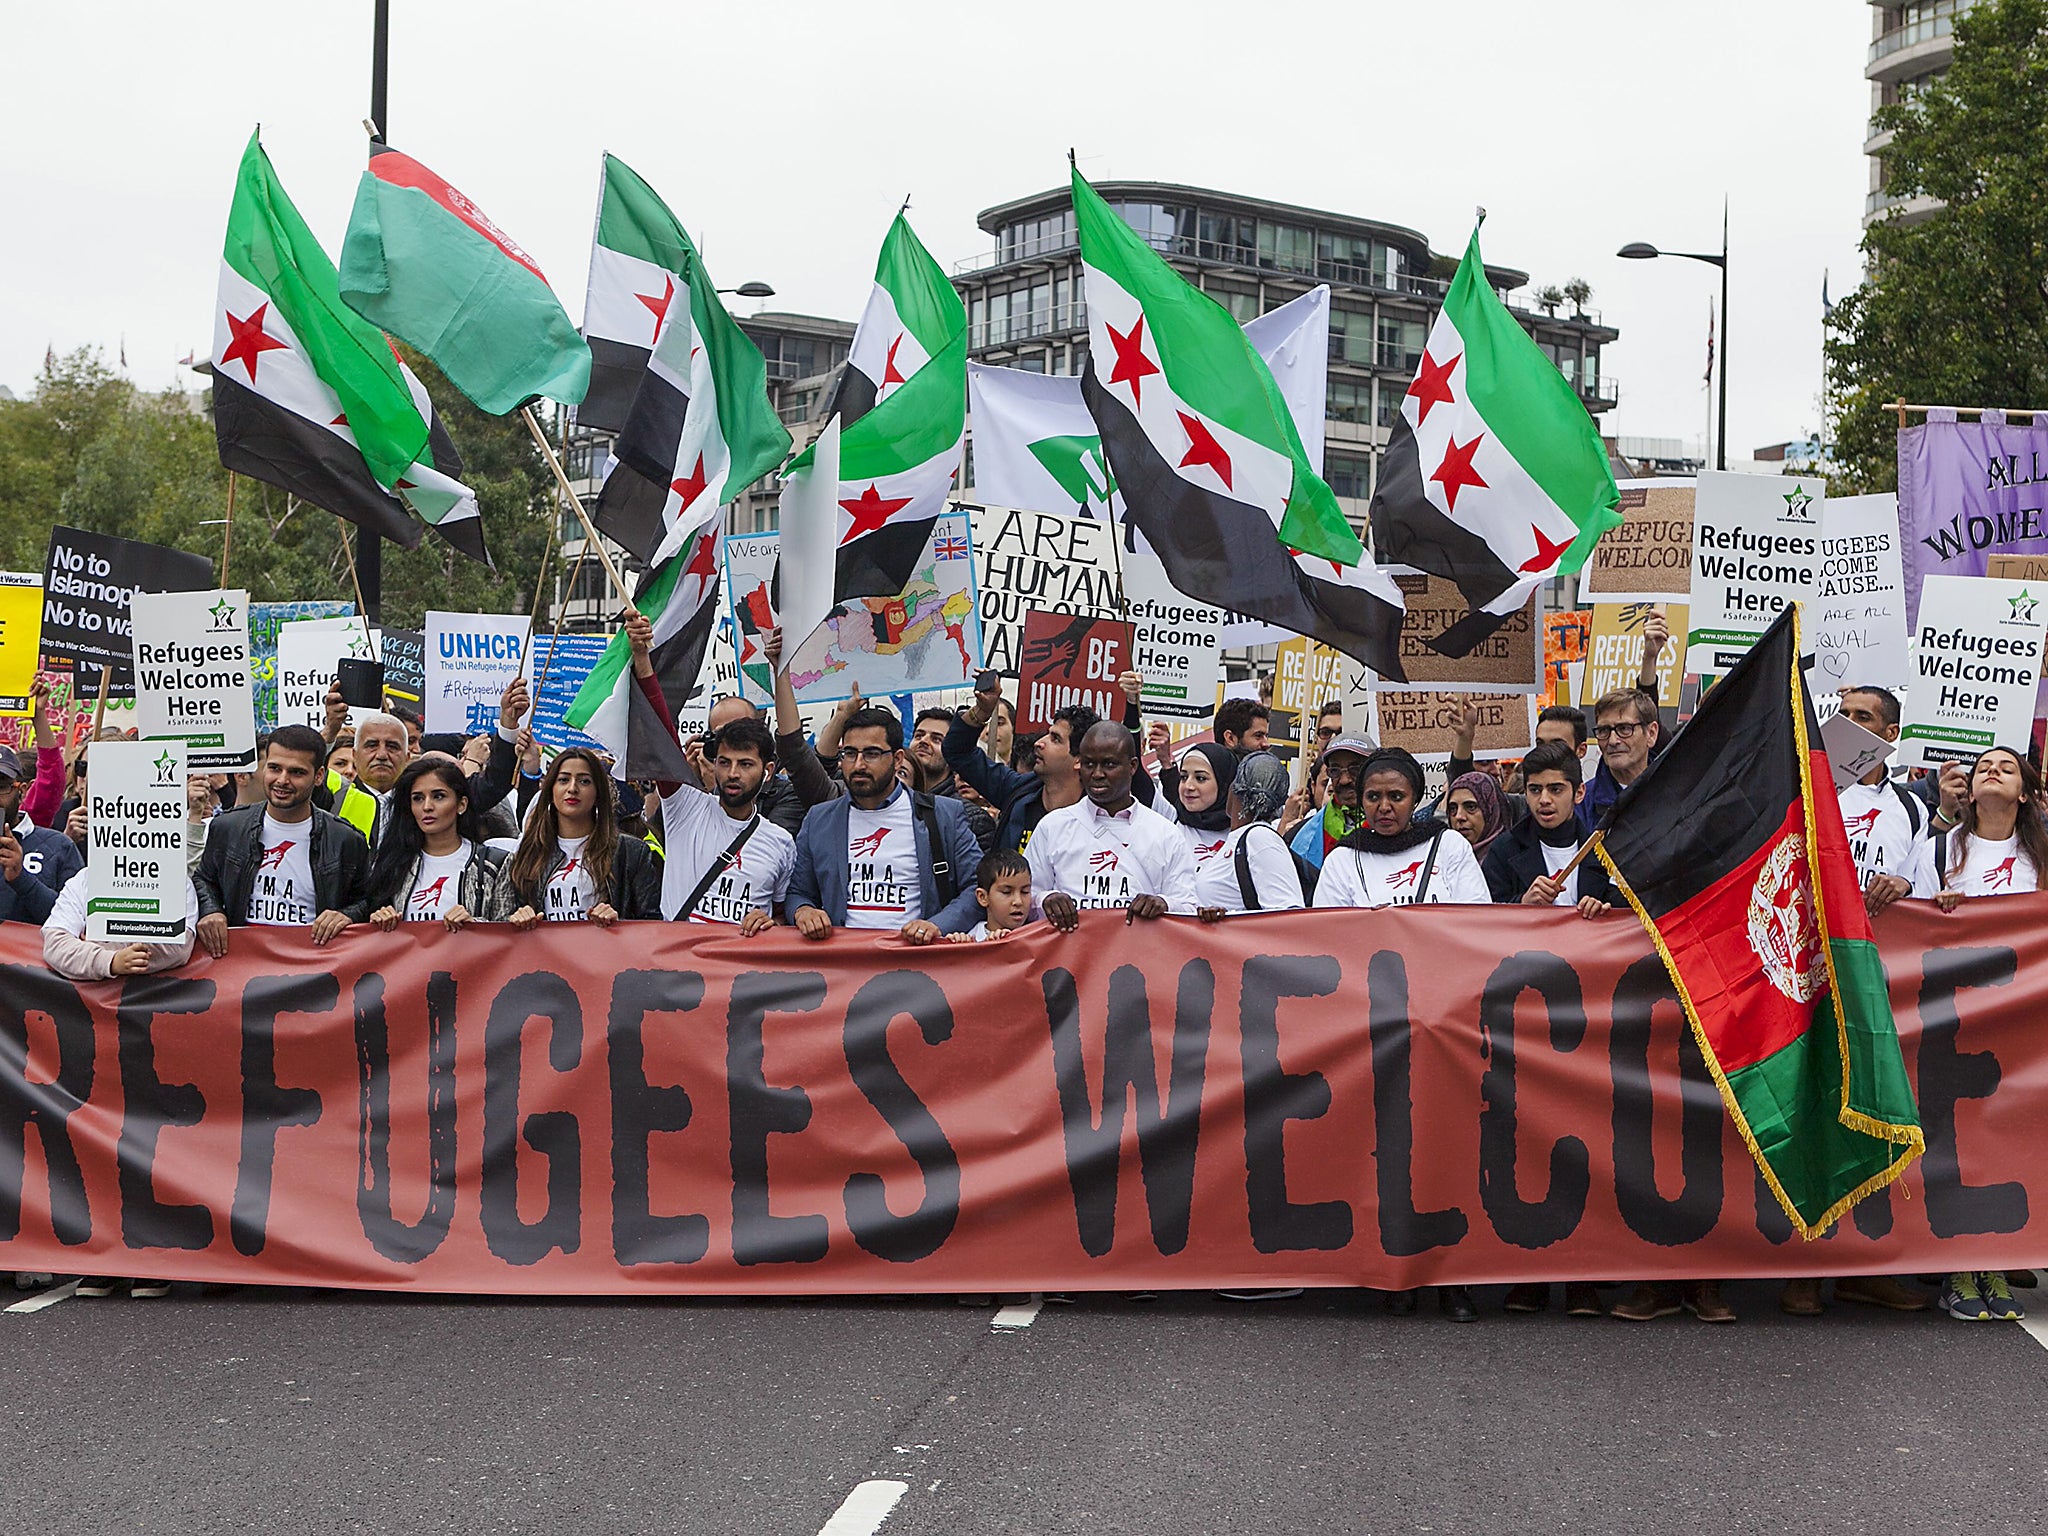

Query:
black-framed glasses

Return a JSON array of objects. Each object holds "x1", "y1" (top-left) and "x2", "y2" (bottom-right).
[
  {"x1": 836, "y1": 746, "x2": 895, "y2": 765},
  {"x1": 1592, "y1": 721, "x2": 1643, "y2": 743}
]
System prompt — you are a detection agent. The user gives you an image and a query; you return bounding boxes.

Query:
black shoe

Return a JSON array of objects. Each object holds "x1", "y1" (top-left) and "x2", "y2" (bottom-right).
[
  {"x1": 1503, "y1": 1282, "x2": 1549, "y2": 1314},
  {"x1": 1384, "y1": 1287, "x2": 1420, "y2": 1315},
  {"x1": 1438, "y1": 1286, "x2": 1479, "y2": 1323},
  {"x1": 1563, "y1": 1283, "x2": 1606, "y2": 1317}
]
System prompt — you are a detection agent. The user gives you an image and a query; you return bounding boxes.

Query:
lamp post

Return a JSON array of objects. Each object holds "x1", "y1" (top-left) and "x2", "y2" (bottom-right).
[
  {"x1": 718, "y1": 282, "x2": 776, "y2": 300},
  {"x1": 1619, "y1": 204, "x2": 1729, "y2": 472}
]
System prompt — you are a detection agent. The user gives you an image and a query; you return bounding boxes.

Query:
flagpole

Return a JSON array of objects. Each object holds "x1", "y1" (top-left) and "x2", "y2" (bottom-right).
[
  {"x1": 220, "y1": 471, "x2": 237, "y2": 586},
  {"x1": 520, "y1": 406, "x2": 635, "y2": 607},
  {"x1": 530, "y1": 538, "x2": 593, "y2": 711},
  {"x1": 338, "y1": 525, "x2": 382, "y2": 662},
  {"x1": 89, "y1": 664, "x2": 112, "y2": 741},
  {"x1": 1554, "y1": 829, "x2": 1604, "y2": 882}
]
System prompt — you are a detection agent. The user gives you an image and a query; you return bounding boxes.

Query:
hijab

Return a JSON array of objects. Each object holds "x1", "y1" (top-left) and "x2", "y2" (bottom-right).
[
  {"x1": 1447, "y1": 770, "x2": 1507, "y2": 862},
  {"x1": 1231, "y1": 751, "x2": 1291, "y2": 825},
  {"x1": 1175, "y1": 742, "x2": 1237, "y2": 832}
]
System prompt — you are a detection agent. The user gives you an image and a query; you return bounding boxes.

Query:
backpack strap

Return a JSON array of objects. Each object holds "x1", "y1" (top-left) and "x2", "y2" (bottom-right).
[
  {"x1": 674, "y1": 814, "x2": 761, "y2": 922},
  {"x1": 1413, "y1": 828, "x2": 1446, "y2": 904},
  {"x1": 1233, "y1": 832, "x2": 1261, "y2": 911},
  {"x1": 911, "y1": 791, "x2": 957, "y2": 911},
  {"x1": 1933, "y1": 828, "x2": 1950, "y2": 891}
]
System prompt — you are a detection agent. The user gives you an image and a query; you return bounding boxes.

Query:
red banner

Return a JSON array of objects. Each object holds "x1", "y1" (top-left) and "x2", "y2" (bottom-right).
[{"x1": 2, "y1": 902, "x2": 2044, "y2": 1292}]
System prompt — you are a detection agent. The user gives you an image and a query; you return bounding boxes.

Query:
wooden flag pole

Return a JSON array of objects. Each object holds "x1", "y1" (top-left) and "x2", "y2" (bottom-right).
[
  {"x1": 520, "y1": 406, "x2": 634, "y2": 607},
  {"x1": 530, "y1": 538, "x2": 594, "y2": 711},
  {"x1": 221, "y1": 471, "x2": 238, "y2": 586},
  {"x1": 525, "y1": 534, "x2": 555, "y2": 635},
  {"x1": 89, "y1": 663, "x2": 113, "y2": 740},
  {"x1": 1553, "y1": 829, "x2": 1604, "y2": 883}
]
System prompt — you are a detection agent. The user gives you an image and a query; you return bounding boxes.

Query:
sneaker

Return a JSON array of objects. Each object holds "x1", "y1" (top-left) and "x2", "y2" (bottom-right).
[
  {"x1": 1943, "y1": 1272, "x2": 1991, "y2": 1321},
  {"x1": 1834, "y1": 1275, "x2": 1930, "y2": 1312},
  {"x1": 1502, "y1": 1283, "x2": 1549, "y2": 1314},
  {"x1": 1215, "y1": 1288, "x2": 1304, "y2": 1302},
  {"x1": 1564, "y1": 1283, "x2": 1606, "y2": 1317},
  {"x1": 127, "y1": 1279, "x2": 171, "y2": 1299},
  {"x1": 1611, "y1": 1283, "x2": 1682, "y2": 1321},
  {"x1": 74, "y1": 1277, "x2": 122, "y2": 1298},
  {"x1": 1981, "y1": 1271, "x2": 2025, "y2": 1321}
]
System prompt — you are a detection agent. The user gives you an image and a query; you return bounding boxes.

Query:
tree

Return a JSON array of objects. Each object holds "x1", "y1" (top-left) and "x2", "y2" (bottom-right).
[
  {"x1": 1825, "y1": 0, "x2": 2048, "y2": 491},
  {"x1": 1562, "y1": 277, "x2": 1593, "y2": 317}
]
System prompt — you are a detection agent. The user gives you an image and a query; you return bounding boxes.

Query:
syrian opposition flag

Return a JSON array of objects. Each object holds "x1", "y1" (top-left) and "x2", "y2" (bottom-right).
[
  {"x1": 1367, "y1": 229, "x2": 1619, "y2": 656},
  {"x1": 579, "y1": 154, "x2": 698, "y2": 432},
  {"x1": 563, "y1": 513, "x2": 721, "y2": 781},
  {"x1": 212, "y1": 131, "x2": 486, "y2": 561},
  {"x1": 340, "y1": 144, "x2": 591, "y2": 416},
  {"x1": 1071, "y1": 167, "x2": 1405, "y2": 678},
  {"x1": 825, "y1": 210, "x2": 965, "y2": 426},
  {"x1": 592, "y1": 248, "x2": 791, "y2": 567},
  {"x1": 1595, "y1": 604, "x2": 1923, "y2": 1237},
  {"x1": 968, "y1": 286, "x2": 1330, "y2": 520}
]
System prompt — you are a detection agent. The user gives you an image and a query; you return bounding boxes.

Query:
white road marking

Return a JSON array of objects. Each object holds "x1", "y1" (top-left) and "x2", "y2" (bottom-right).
[
  {"x1": 5, "y1": 1279, "x2": 79, "y2": 1314},
  {"x1": 2017, "y1": 1313, "x2": 2048, "y2": 1354},
  {"x1": 816, "y1": 1479, "x2": 908, "y2": 1535},
  {"x1": 991, "y1": 1298, "x2": 1043, "y2": 1331}
]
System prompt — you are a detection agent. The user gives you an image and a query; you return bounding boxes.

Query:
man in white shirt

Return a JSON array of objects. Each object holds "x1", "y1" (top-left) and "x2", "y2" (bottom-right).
[
  {"x1": 1832, "y1": 687, "x2": 1938, "y2": 914},
  {"x1": 1029, "y1": 723, "x2": 1197, "y2": 930}
]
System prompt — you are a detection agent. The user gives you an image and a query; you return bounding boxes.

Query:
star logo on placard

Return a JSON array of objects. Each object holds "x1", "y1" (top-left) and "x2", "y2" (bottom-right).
[
  {"x1": 209, "y1": 596, "x2": 237, "y2": 630},
  {"x1": 2009, "y1": 588, "x2": 2038, "y2": 624},
  {"x1": 1782, "y1": 486, "x2": 1814, "y2": 520},
  {"x1": 153, "y1": 748, "x2": 177, "y2": 784},
  {"x1": 346, "y1": 631, "x2": 370, "y2": 659}
]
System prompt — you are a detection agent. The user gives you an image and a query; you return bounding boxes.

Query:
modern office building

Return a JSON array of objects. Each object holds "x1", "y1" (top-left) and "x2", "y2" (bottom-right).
[
  {"x1": 1864, "y1": 0, "x2": 1976, "y2": 226},
  {"x1": 551, "y1": 310, "x2": 853, "y2": 628},
  {"x1": 951, "y1": 181, "x2": 1619, "y2": 530}
]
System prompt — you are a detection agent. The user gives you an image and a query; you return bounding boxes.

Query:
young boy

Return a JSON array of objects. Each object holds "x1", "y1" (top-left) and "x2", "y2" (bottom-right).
[
  {"x1": 950, "y1": 851, "x2": 1033, "y2": 941},
  {"x1": 1480, "y1": 739, "x2": 1614, "y2": 918}
]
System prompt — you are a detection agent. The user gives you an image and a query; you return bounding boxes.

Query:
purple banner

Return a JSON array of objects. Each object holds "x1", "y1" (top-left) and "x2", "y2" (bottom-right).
[{"x1": 1898, "y1": 411, "x2": 2048, "y2": 627}]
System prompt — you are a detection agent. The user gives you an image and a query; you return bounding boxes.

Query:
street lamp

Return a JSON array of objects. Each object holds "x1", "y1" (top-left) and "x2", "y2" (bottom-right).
[
  {"x1": 1619, "y1": 206, "x2": 1729, "y2": 472},
  {"x1": 719, "y1": 281, "x2": 776, "y2": 299}
]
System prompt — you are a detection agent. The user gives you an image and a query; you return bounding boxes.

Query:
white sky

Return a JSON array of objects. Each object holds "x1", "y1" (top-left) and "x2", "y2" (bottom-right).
[{"x1": 3, "y1": 1, "x2": 1873, "y2": 454}]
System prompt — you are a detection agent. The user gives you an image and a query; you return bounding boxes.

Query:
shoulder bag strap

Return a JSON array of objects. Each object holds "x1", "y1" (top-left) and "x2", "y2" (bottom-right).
[
  {"x1": 911, "y1": 792, "x2": 957, "y2": 910},
  {"x1": 1413, "y1": 828, "x2": 1445, "y2": 904},
  {"x1": 674, "y1": 815, "x2": 761, "y2": 922},
  {"x1": 1233, "y1": 832, "x2": 1261, "y2": 911}
]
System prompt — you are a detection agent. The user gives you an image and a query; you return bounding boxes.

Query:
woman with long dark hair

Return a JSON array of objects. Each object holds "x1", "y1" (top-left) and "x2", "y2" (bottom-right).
[
  {"x1": 504, "y1": 748, "x2": 661, "y2": 926},
  {"x1": 350, "y1": 757, "x2": 512, "y2": 931}
]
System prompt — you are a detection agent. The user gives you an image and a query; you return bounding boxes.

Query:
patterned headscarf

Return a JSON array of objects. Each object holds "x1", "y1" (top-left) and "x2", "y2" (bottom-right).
[
  {"x1": 1231, "y1": 750, "x2": 1291, "y2": 824},
  {"x1": 1447, "y1": 769, "x2": 1507, "y2": 861}
]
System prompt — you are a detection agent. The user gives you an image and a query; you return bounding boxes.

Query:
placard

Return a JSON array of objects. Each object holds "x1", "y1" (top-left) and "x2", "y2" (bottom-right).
[
  {"x1": 39, "y1": 526, "x2": 213, "y2": 697},
  {"x1": 380, "y1": 627, "x2": 426, "y2": 708},
  {"x1": 1812, "y1": 492, "x2": 1908, "y2": 694},
  {"x1": 729, "y1": 514, "x2": 979, "y2": 708},
  {"x1": 969, "y1": 505, "x2": 1120, "y2": 678},
  {"x1": 1389, "y1": 570, "x2": 1539, "y2": 691},
  {"x1": 1819, "y1": 712, "x2": 1895, "y2": 791},
  {"x1": 274, "y1": 616, "x2": 376, "y2": 730},
  {"x1": 1543, "y1": 609, "x2": 1590, "y2": 702},
  {"x1": 1898, "y1": 415, "x2": 2048, "y2": 628},
  {"x1": 528, "y1": 632, "x2": 610, "y2": 755},
  {"x1": 1275, "y1": 638, "x2": 1345, "y2": 778},
  {"x1": 0, "y1": 574, "x2": 41, "y2": 715},
  {"x1": 1583, "y1": 602, "x2": 1688, "y2": 710},
  {"x1": 1579, "y1": 479, "x2": 1693, "y2": 602},
  {"x1": 1371, "y1": 688, "x2": 1535, "y2": 763},
  {"x1": 250, "y1": 601, "x2": 354, "y2": 731},
  {"x1": 1122, "y1": 537, "x2": 1223, "y2": 720},
  {"x1": 83, "y1": 738, "x2": 189, "y2": 942},
  {"x1": 1014, "y1": 610, "x2": 1133, "y2": 736},
  {"x1": 129, "y1": 588, "x2": 255, "y2": 772},
  {"x1": 426, "y1": 612, "x2": 530, "y2": 735},
  {"x1": 1898, "y1": 574, "x2": 2048, "y2": 767},
  {"x1": 679, "y1": 619, "x2": 740, "y2": 739},
  {"x1": 1684, "y1": 471, "x2": 1822, "y2": 677}
]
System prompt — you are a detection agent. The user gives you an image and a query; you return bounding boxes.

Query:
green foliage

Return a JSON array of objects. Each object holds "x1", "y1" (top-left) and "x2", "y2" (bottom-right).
[
  {"x1": 0, "y1": 345, "x2": 557, "y2": 625},
  {"x1": 1825, "y1": 0, "x2": 2048, "y2": 491}
]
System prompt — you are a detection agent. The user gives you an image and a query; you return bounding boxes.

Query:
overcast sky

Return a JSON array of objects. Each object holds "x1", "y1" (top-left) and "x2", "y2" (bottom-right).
[{"x1": 4, "y1": 1, "x2": 1874, "y2": 455}]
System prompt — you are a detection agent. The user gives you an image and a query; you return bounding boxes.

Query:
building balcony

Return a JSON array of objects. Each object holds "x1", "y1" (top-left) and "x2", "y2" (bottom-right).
[
  {"x1": 1580, "y1": 375, "x2": 1620, "y2": 412},
  {"x1": 1866, "y1": 23, "x2": 1955, "y2": 83},
  {"x1": 1864, "y1": 187, "x2": 1944, "y2": 225},
  {"x1": 969, "y1": 302, "x2": 1087, "y2": 350}
]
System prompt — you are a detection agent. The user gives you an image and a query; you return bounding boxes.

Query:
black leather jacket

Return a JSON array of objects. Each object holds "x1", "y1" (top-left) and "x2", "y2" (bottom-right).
[{"x1": 194, "y1": 804, "x2": 371, "y2": 925}]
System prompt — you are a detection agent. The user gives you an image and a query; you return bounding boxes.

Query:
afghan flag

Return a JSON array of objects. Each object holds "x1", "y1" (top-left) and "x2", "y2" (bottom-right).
[
  {"x1": 592, "y1": 247, "x2": 791, "y2": 567},
  {"x1": 1367, "y1": 229, "x2": 1619, "y2": 656},
  {"x1": 1071, "y1": 166, "x2": 1404, "y2": 678},
  {"x1": 579, "y1": 153, "x2": 698, "y2": 432},
  {"x1": 213, "y1": 131, "x2": 486, "y2": 562},
  {"x1": 825, "y1": 209, "x2": 965, "y2": 426},
  {"x1": 563, "y1": 514, "x2": 721, "y2": 782},
  {"x1": 1595, "y1": 603, "x2": 1923, "y2": 1236},
  {"x1": 339, "y1": 144, "x2": 590, "y2": 415}
]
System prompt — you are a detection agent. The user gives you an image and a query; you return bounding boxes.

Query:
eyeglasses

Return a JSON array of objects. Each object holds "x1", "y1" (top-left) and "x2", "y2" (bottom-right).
[
  {"x1": 1592, "y1": 721, "x2": 1643, "y2": 743},
  {"x1": 836, "y1": 746, "x2": 895, "y2": 765}
]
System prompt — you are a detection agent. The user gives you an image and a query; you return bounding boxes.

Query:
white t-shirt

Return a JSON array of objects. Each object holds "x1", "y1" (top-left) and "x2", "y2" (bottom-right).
[
  {"x1": 544, "y1": 834, "x2": 599, "y2": 922},
  {"x1": 1026, "y1": 797, "x2": 1199, "y2": 913},
  {"x1": 1176, "y1": 820, "x2": 1231, "y2": 871},
  {"x1": 843, "y1": 791, "x2": 923, "y2": 928},
  {"x1": 1539, "y1": 838, "x2": 1582, "y2": 905},
  {"x1": 247, "y1": 812, "x2": 318, "y2": 926},
  {"x1": 1944, "y1": 832, "x2": 2040, "y2": 897},
  {"x1": 406, "y1": 844, "x2": 472, "y2": 921},
  {"x1": 658, "y1": 783, "x2": 796, "y2": 924},
  {"x1": 1192, "y1": 824, "x2": 1306, "y2": 913},
  {"x1": 1837, "y1": 780, "x2": 1938, "y2": 897},
  {"x1": 1313, "y1": 826, "x2": 1490, "y2": 909}
]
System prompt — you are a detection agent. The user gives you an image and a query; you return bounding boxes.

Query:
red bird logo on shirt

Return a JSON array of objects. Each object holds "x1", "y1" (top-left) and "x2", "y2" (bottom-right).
[
  {"x1": 1845, "y1": 808, "x2": 1883, "y2": 839},
  {"x1": 1387, "y1": 859, "x2": 1425, "y2": 890},
  {"x1": 849, "y1": 828, "x2": 891, "y2": 860},
  {"x1": 1088, "y1": 849, "x2": 1121, "y2": 873},
  {"x1": 410, "y1": 876, "x2": 450, "y2": 910},
  {"x1": 559, "y1": 857, "x2": 579, "y2": 878},
  {"x1": 257, "y1": 841, "x2": 296, "y2": 873},
  {"x1": 1985, "y1": 856, "x2": 2018, "y2": 890},
  {"x1": 1196, "y1": 840, "x2": 1225, "y2": 862}
]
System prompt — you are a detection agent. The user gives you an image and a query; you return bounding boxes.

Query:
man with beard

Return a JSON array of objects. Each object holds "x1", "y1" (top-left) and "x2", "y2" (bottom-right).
[
  {"x1": 945, "y1": 678, "x2": 1156, "y2": 856},
  {"x1": 1290, "y1": 737, "x2": 1374, "y2": 873},
  {"x1": 907, "y1": 708, "x2": 995, "y2": 851},
  {"x1": 788, "y1": 706, "x2": 984, "y2": 942},
  {"x1": 626, "y1": 613, "x2": 793, "y2": 930}
]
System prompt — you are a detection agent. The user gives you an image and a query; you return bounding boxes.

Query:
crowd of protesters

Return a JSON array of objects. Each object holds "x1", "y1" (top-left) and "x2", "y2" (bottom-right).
[{"x1": 5, "y1": 612, "x2": 2038, "y2": 1323}]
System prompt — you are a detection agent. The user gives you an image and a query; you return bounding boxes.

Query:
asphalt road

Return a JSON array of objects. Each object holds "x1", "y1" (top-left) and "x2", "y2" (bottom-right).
[{"x1": 3, "y1": 1281, "x2": 2045, "y2": 1535}]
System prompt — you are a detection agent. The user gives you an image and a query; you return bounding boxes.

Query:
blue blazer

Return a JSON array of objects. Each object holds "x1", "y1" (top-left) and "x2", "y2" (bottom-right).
[{"x1": 788, "y1": 785, "x2": 986, "y2": 934}]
